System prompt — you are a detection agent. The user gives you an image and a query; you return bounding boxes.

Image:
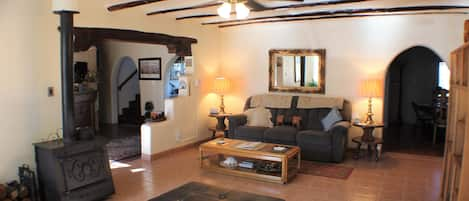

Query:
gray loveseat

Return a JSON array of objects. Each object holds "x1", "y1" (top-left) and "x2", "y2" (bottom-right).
[{"x1": 227, "y1": 94, "x2": 351, "y2": 163}]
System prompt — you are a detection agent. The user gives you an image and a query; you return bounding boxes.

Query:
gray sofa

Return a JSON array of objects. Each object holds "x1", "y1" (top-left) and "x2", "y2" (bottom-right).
[{"x1": 227, "y1": 94, "x2": 351, "y2": 163}]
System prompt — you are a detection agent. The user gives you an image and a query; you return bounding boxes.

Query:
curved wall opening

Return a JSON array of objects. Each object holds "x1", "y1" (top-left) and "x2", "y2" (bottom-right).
[
  {"x1": 383, "y1": 46, "x2": 446, "y2": 156},
  {"x1": 112, "y1": 56, "x2": 141, "y2": 125}
]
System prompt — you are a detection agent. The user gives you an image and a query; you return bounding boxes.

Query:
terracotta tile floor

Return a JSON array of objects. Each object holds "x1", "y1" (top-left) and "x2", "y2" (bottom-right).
[{"x1": 107, "y1": 148, "x2": 442, "y2": 201}]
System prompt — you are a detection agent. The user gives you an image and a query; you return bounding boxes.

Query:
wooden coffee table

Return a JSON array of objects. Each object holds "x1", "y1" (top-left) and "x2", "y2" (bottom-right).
[{"x1": 199, "y1": 139, "x2": 301, "y2": 184}]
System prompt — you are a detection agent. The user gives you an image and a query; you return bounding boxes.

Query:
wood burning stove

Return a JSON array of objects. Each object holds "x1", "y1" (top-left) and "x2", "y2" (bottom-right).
[
  {"x1": 34, "y1": 140, "x2": 114, "y2": 201},
  {"x1": 34, "y1": 6, "x2": 114, "y2": 201}
]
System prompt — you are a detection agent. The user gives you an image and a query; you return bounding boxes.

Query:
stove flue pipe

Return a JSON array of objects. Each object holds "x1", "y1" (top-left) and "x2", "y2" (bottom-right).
[{"x1": 53, "y1": 0, "x2": 79, "y2": 144}]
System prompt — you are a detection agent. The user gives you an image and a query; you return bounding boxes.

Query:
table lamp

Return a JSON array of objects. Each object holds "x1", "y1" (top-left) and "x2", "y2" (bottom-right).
[
  {"x1": 213, "y1": 77, "x2": 231, "y2": 114},
  {"x1": 360, "y1": 79, "x2": 383, "y2": 125}
]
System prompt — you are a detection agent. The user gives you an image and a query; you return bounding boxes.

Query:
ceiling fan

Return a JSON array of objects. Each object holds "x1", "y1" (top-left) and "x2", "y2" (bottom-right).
[{"x1": 217, "y1": 0, "x2": 303, "y2": 19}]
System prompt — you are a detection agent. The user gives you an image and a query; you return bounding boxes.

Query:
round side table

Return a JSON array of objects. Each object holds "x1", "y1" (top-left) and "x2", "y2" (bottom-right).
[
  {"x1": 208, "y1": 113, "x2": 232, "y2": 139},
  {"x1": 352, "y1": 137, "x2": 383, "y2": 161},
  {"x1": 208, "y1": 113, "x2": 232, "y2": 130},
  {"x1": 352, "y1": 122, "x2": 384, "y2": 161}
]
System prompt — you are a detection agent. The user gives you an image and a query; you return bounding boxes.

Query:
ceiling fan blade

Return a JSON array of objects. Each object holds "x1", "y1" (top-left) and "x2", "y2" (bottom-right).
[{"x1": 246, "y1": 0, "x2": 268, "y2": 11}]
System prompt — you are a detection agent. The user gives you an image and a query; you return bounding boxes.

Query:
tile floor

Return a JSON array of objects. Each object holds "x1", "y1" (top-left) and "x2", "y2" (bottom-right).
[{"x1": 107, "y1": 148, "x2": 443, "y2": 201}]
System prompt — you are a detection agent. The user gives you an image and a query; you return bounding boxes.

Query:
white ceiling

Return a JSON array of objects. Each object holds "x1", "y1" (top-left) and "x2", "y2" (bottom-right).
[{"x1": 105, "y1": 0, "x2": 469, "y2": 27}]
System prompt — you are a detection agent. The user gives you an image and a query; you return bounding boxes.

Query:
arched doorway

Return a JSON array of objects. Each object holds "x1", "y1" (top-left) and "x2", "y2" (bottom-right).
[
  {"x1": 113, "y1": 57, "x2": 142, "y2": 125},
  {"x1": 383, "y1": 46, "x2": 448, "y2": 156},
  {"x1": 164, "y1": 56, "x2": 185, "y2": 98}
]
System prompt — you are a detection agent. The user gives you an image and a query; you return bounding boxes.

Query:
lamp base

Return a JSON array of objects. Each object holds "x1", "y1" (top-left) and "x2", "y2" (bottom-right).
[
  {"x1": 365, "y1": 97, "x2": 374, "y2": 125},
  {"x1": 219, "y1": 94, "x2": 226, "y2": 114}
]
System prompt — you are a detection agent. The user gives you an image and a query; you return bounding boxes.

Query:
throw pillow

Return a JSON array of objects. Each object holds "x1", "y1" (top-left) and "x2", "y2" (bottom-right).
[
  {"x1": 321, "y1": 107, "x2": 343, "y2": 131},
  {"x1": 244, "y1": 107, "x2": 273, "y2": 128},
  {"x1": 276, "y1": 115, "x2": 285, "y2": 126},
  {"x1": 291, "y1": 115, "x2": 302, "y2": 129}
]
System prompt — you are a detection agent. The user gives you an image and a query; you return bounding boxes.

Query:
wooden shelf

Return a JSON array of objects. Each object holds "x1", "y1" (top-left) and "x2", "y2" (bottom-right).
[{"x1": 203, "y1": 160, "x2": 298, "y2": 184}]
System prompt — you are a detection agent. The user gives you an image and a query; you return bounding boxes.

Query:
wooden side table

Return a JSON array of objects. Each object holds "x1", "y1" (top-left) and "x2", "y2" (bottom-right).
[
  {"x1": 208, "y1": 113, "x2": 232, "y2": 139},
  {"x1": 352, "y1": 137, "x2": 383, "y2": 161},
  {"x1": 352, "y1": 123, "x2": 384, "y2": 161},
  {"x1": 208, "y1": 113, "x2": 232, "y2": 130},
  {"x1": 208, "y1": 127, "x2": 228, "y2": 139}
]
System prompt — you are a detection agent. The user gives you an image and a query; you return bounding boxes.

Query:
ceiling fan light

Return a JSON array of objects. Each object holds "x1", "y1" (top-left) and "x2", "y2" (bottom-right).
[
  {"x1": 217, "y1": 2, "x2": 231, "y2": 19},
  {"x1": 235, "y1": 2, "x2": 250, "y2": 19}
]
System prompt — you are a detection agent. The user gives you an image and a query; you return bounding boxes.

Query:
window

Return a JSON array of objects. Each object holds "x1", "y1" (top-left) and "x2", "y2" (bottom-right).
[
  {"x1": 438, "y1": 62, "x2": 450, "y2": 90},
  {"x1": 165, "y1": 57, "x2": 186, "y2": 98}
]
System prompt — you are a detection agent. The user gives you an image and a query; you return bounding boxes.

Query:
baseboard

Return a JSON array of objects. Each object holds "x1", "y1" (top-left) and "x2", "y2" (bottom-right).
[{"x1": 141, "y1": 137, "x2": 212, "y2": 161}]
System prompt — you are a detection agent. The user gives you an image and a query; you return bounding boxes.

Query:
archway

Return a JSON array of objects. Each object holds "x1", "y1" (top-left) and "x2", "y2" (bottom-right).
[
  {"x1": 112, "y1": 56, "x2": 141, "y2": 125},
  {"x1": 383, "y1": 46, "x2": 447, "y2": 156},
  {"x1": 164, "y1": 56, "x2": 185, "y2": 98}
]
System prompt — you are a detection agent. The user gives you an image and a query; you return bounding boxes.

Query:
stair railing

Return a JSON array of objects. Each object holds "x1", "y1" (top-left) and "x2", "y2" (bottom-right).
[{"x1": 118, "y1": 69, "x2": 138, "y2": 91}]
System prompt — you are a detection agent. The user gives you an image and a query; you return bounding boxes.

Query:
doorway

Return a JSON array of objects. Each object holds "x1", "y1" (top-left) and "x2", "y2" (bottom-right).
[
  {"x1": 383, "y1": 46, "x2": 448, "y2": 156},
  {"x1": 114, "y1": 57, "x2": 142, "y2": 125}
]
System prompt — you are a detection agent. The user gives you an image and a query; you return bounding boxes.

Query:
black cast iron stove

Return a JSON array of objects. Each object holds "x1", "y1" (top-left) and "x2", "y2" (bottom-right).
[{"x1": 33, "y1": 10, "x2": 114, "y2": 201}]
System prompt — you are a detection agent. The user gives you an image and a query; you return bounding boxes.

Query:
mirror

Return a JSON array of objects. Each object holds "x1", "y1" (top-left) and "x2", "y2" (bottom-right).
[{"x1": 269, "y1": 49, "x2": 326, "y2": 94}]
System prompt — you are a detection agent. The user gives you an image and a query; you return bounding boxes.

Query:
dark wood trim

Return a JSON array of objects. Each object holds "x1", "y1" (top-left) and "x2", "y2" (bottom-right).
[
  {"x1": 465, "y1": 20, "x2": 469, "y2": 43},
  {"x1": 177, "y1": 14, "x2": 219, "y2": 20},
  {"x1": 176, "y1": 0, "x2": 373, "y2": 20},
  {"x1": 118, "y1": 69, "x2": 138, "y2": 91},
  {"x1": 204, "y1": 5, "x2": 469, "y2": 25},
  {"x1": 107, "y1": 0, "x2": 166, "y2": 11},
  {"x1": 147, "y1": 2, "x2": 222, "y2": 15},
  {"x1": 141, "y1": 137, "x2": 212, "y2": 161},
  {"x1": 73, "y1": 27, "x2": 197, "y2": 56},
  {"x1": 219, "y1": 11, "x2": 469, "y2": 28},
  {"x1": 269, "y1": 49, "x2": 326, "y2": 94}
]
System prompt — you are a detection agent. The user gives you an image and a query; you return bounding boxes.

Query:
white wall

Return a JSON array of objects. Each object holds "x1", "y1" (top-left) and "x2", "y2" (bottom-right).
[
  {"x1": 218, "y1": 14, "x2": 467, "y2": 145},
  {"x1": 0, "y1": 0, "x2": 41, "y2": 182}
]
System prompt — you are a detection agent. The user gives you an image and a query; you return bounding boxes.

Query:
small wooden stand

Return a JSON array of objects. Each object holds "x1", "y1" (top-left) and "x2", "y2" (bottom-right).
[{"x1": 352, "y1": 122, "x2": 384, "y2": 161}]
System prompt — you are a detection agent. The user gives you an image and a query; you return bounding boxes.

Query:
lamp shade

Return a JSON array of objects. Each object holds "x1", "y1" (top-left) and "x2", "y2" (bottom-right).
[
  {"x1": 360, "y1": 79, "x2": 383, "y2": 97},
  {"x1": 213, "y1": 77, "x2": 230, "y2": 94}
]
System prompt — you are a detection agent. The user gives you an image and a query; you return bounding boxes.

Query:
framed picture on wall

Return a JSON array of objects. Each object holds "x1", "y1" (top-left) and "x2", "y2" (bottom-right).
[
  {"x1": 184, "y1": 56, "x2": 194, "y2": 74},
  {"x1": 139, "y1": 58, "x2": 162, "y2": 80}
]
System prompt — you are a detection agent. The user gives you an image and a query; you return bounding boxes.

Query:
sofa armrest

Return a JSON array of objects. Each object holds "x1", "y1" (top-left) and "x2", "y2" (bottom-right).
[
  {"x1": 227, "y1": 114, "x2": 247, "y2": 138},
  {"x1": 328, "y1": 121, "x2": 350, "y2": 162}
]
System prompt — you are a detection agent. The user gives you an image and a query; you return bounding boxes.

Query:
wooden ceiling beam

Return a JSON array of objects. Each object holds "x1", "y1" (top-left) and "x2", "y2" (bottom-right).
[
  {"x1": 147, "y1": 2, "x2": 222, "y2": 15},
  {"x1": 151, "y1": 0, "x2": 372, "y2": 16},
  {"x1": 107, "y1": 0, "x2": 167, "y2": 11},
  {"x1": 73, "y1": 27, "x2": 197, "y2": 56},
  {"x1": 203, "y1": 5, "x2": 469, "y2": 25},
  {"x1": 218, "y1": 11, "x2": 468, "y2": 28}
]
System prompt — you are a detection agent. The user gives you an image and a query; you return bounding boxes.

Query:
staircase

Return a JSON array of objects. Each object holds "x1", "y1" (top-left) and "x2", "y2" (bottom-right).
[{"x1": 118, "y1": 94, "x2": 145, "y2": 125}]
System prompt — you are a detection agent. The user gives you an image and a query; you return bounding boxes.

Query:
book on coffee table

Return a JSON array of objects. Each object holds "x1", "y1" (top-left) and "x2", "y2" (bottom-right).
[{"x1": 235, "y1": 142, "x2": 264, "y2": 150}]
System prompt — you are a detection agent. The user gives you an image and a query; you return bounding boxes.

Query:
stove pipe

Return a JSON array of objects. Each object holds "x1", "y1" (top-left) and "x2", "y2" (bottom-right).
[{"x1": 57, "y1": 11, "x2": 77, "y2": 144}]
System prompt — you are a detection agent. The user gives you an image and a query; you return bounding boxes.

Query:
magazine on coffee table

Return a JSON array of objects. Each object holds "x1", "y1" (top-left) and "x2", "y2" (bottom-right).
[{"x1": 235, "y1": 142, "x2": 264, "y2": 150}]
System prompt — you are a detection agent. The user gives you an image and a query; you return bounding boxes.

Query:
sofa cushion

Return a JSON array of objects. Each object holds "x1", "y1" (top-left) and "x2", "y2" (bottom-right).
[
  {"x1": 321, "y1": 107, "x2": 343, "y2": 131},
  {"x1": 263, "y1": 126, "x2": 298, "y2": 145},
  {"x1": 234, "y1": 126, "x2": 267, "y2": 141},
  {"x1": 244, "y1": 107, "x2": 273, "y2": 128},
  {"x1": 296, "y1": 130, "x2": 331, "y2": 145},
  {"x1": 304, "y1": 109, "x2": 332, "y2": 131}
]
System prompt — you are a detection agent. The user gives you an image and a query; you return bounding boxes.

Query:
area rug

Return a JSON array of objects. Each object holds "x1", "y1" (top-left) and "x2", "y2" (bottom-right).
[
  {"x1": 148, "y1": 182, "x2": 285, "y2": 201},
  {"x1": 106, "y1": 136, "x2": 141, "y2": 161},
  {"x1": 299, "y1": 160, "x2": 353, "y2": 180}
]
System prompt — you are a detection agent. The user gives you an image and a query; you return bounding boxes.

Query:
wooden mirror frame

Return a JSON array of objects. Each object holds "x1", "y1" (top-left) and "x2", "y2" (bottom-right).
[{"x1": 269, "y1": 49, "x2": 326, "y2": 94}]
